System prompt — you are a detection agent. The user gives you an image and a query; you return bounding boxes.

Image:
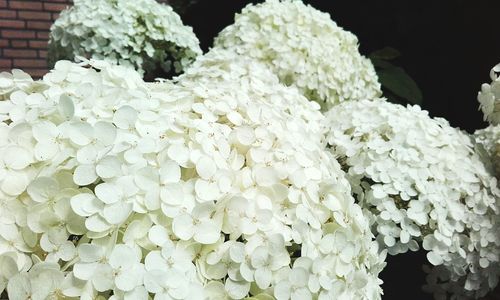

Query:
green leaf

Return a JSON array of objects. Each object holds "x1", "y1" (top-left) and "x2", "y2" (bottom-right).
[
  {"x1": 378, "y1": 66, "x2": 423, "y2": 105},
  {"x1": 369, "y1": 47, "x2": 401, "y2": 60},
  {"x1": 370, "y1": 57, "x2": 394, "y2": 69}
]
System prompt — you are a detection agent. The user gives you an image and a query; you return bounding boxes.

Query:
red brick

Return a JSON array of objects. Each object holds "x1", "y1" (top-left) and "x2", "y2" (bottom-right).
[
  {"x1": 29, "y1": 40, "x2": 48, "y2": 49},
  {"x1": 36, "y1": 31, "x2": 50, "y2": 39},
  {"x1": 13, "y1": 59, "x2": 47, "y2": 68},
  {"x1": 23, "y1": 68, "x2": 47, "y2": 78},
  {"x1": 0, "y1": 10, "x2": 16, "y2": 19},
  {"x1": 27, "y1": 21, "x2": 52, "y2": 30},
  {"x1": 1, "y1": 29, "x2": 35, "y2": 39},
  {"x1": 43, "y1": 2, "x2": 69, "y2": 12},
  {"x1": 4, "y1": 49, "x2": 38, "y2": 58},
  {"x1": 9, "y1": 1, "x2": 43, "y2": 10},
  {"x1": 38, "y1": 50, "x2": 48, "y2": 58},
  {"x1": 0, "y1": 39, "x2": 8, "y2": 47},
  {"x1": 0, "y1": 20, "x2": 25, "y2": 29},
  {"x1": 42, "y1": 0, "x2": 71, "y2": 2},
  {"x1": 0, "y1": 59, "x2": 12, "y2": 68},
  {"x1": 18, "y1": 11, "x2": 51, "y2": 20},
  {"x1": 0, "y1": 0, "x2": 7, "y2": 8},
  {"x1": 11, "y1": 40, "x2": 27, "y2": 48}
]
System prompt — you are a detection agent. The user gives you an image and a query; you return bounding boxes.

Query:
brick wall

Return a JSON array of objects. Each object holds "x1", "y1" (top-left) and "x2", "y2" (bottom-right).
[{"x1": 0, "y1": 0, "x2": 72, "y2": 78}]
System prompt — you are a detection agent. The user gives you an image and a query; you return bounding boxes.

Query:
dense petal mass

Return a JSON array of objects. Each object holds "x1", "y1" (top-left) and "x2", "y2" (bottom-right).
[
  {"x1": 474, "y1": 124, "x2": 500, "y2": 180},
  {"x1": 48, "y1": 0, "x2": 202, "y2": 77},
  {"x1": 0, "y1": 54, "x2": 386, "y2": 299},
  {"x1": 324, "y1": 99, "x2": 500, "y2": 299},
  {"x1": 478, "y1": 63, "x2": 500, "y2": 125},
  {"x1": 213, "y1": 0, "x2": 381, "y2": 109}
]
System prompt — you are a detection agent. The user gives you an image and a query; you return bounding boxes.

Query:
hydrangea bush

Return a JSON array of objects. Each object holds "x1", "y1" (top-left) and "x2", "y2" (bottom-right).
[
  {"x1": 0, "y1": 53, "x2": 386, "y2": 299},
  {"x1": 213, "y1": 0, "x2": 381, "y2": 110},
  {"x1": 48, "y1": 0, "x2": 202, "y2": 78},
  {"x1": 478, "y1": 63, "x2": 500, "y2": 126},
  {"x1": 324, "y1": 99, "x2": 500, "y2": 299}
]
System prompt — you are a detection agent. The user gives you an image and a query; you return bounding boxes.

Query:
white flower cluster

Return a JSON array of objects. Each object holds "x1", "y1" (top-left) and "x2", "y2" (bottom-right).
[
  {"x1": 48, "y1": 0, "x2": 202, "y2": 77},
  {"x1": 474, "y1": 124, "x2": 500, "y2": 180},
  {"x1": 213, "y1": 0, "x2": 381, "y2": 110},
  {"x1": 324, "y1": 99, "x2": 500, "y2": 299},
  {"x1": 478, "y1": 63, "x2": 500, "y2": 125},
  {"x1": 0, "y1": 54, "x2": 386, "y2": 299}
]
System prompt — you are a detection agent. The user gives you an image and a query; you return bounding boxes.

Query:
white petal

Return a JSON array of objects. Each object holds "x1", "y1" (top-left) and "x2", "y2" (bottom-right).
[
  {"x1": 96, "y1": 156, "x2": 122, "y2": 179},
  {"x1": 194, "y1": 179, "x2": 220, "y2": 202},
  {"x1": 103, "y1": 202, "x2": 132, "y2": 225},
  {"x1": 94, "y1": 122, "x2": 116, "y2": 145},
  {"x1": 85, "y1": 215, "x2": 111, "y2": 233},
  {"x1": 71, "y1": 193, "x2": 103, "y2": 217},
  {"x1": 144, "y1": 251, "x2": 167, "y2": 272},
  {"x1": 274, "y1": 281, "x2": 291, "y2": 300},
  {"x1": 148, "y1": 225, "x2": 169, "y2": 247},
  {"x1": 34, "y1": 141, "x2": 59, "y2": 161},
  {"x1": 95, "y1": 183, "x2": 120, "y2": 204},
  {"x1": 73, "y1": 262, "x2": 98, "y2": 280},
  {"x1": 27, "y1": 177, "x2": 58, "y2": 203},
  {"x1": 77, "y1": 145, "x2": 98, "y2": 164},
  {"x1": 196, "y1": 156, "x2": 217, "y2": 179},
  {"x1": 255, "y1": 267, "x2": 272, "y2": 289},
  {"x1": 73, "y1": 164, "x2": 98, "y2": 186},
  {"x1": 1, "y1": 171, "x2": 29, "y2": 196},
  {"x1": 109, "y1": 244, "x2": 137, "y2": 269},
  {"x1": 289, "y1": 267, "x2": 308, "y2": 286},
  {"x1": 113, "y1": 106, "x2": 137, "y2": 129},
  {"x1": 78, "y1": 244, "x2": 104, "y2": 262},
  {"x1": 225, "y1": 279, "x2": 250, "y2": 300},
  {"x1": 4, "y1": 146, "x2": 32, "y2": 170},
  {"x1": 92, "y1": 264, "x2": 114, "y2": 292},
  {"x1": 427, "y1": 251, "x2": 443, "y2": 266},
  {"x1": 254, "y1": 166, "x2": 279, "y2": 187},
  {"x1": 160, "y1": 160, "x2": 181, "y2": 183},
  {"x1": 194, "y1": 220, "x2": 220, "y2": 244},
  {"x1": 58, "y1": 94, "x2": 75, "y2": 120},
  {"x1": 172, "y1": 214, "x2": 195, "y2": 241},
  {"x1": 167, "y1": 143, "x2": 189, "y2": 165},
  {"x1": 7, "y1": 273, "x2": 31, "y2": 300},
  {"x1": 160, "y1": 183, "x2": 184, "y2": 206}
]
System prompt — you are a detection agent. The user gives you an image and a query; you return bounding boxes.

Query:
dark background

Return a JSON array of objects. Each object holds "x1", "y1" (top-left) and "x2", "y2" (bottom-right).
[{"x1": 181, "y1": 1, "x2": 500, "y2": 299}]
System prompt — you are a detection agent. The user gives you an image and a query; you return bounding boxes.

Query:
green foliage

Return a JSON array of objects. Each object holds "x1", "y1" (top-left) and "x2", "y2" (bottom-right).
[{"x1": 370, "y1": 47, "x2": 423, "y2": 105}]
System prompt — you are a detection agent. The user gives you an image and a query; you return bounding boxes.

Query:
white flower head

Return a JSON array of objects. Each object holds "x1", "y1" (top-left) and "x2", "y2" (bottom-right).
[
  {"x1": 478, "y1": 63, "x2": 500, "y2": 125},
  {"x1": 324, "y1": 99, "x2": 500, "y2": 298},
  {"x1": 474, "y1": 124, "x2": 500, "y2": 180},
  {"x1": 0, "y1": 55, "x2": 385, "y2": 299},
  {"x1": 213, "y1": 0, "x2": 381, "y2": 109},
  {"x1": 48, "y1": 0, "x2": 202, "y2": 77}
]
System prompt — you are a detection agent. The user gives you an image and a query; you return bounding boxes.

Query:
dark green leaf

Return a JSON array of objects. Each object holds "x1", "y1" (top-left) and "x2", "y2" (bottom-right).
[
  {"x1": 369, "y1": 47, "x2": 401, "y2": 60},
  {"x1": 370, "y1": 57, "x2": 395, "y2": 69},
  {"x1": 378, "y1": 66, "x2": 423, "y2": 105}
]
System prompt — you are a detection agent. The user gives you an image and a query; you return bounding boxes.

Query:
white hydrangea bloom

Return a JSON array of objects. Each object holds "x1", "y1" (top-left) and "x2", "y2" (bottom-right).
[
  {"x1": 478, "y1": 63, "x2": 500, "y2": 125},
  {"x1": 48, "y1": 0, "x2": 202, "y2": 77},
  {"x1": 0, "y1": 54, "x2": 386, "y2": 299},
  {"x1": 324, "y1": 99, "x2": 500, "y2": 299},
  {"x1": 474, "y1": 124, "x2": 500, "y2": 180},
  {"x1": 213, "y1": 0, "x2": 381, "y2": 109}
]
